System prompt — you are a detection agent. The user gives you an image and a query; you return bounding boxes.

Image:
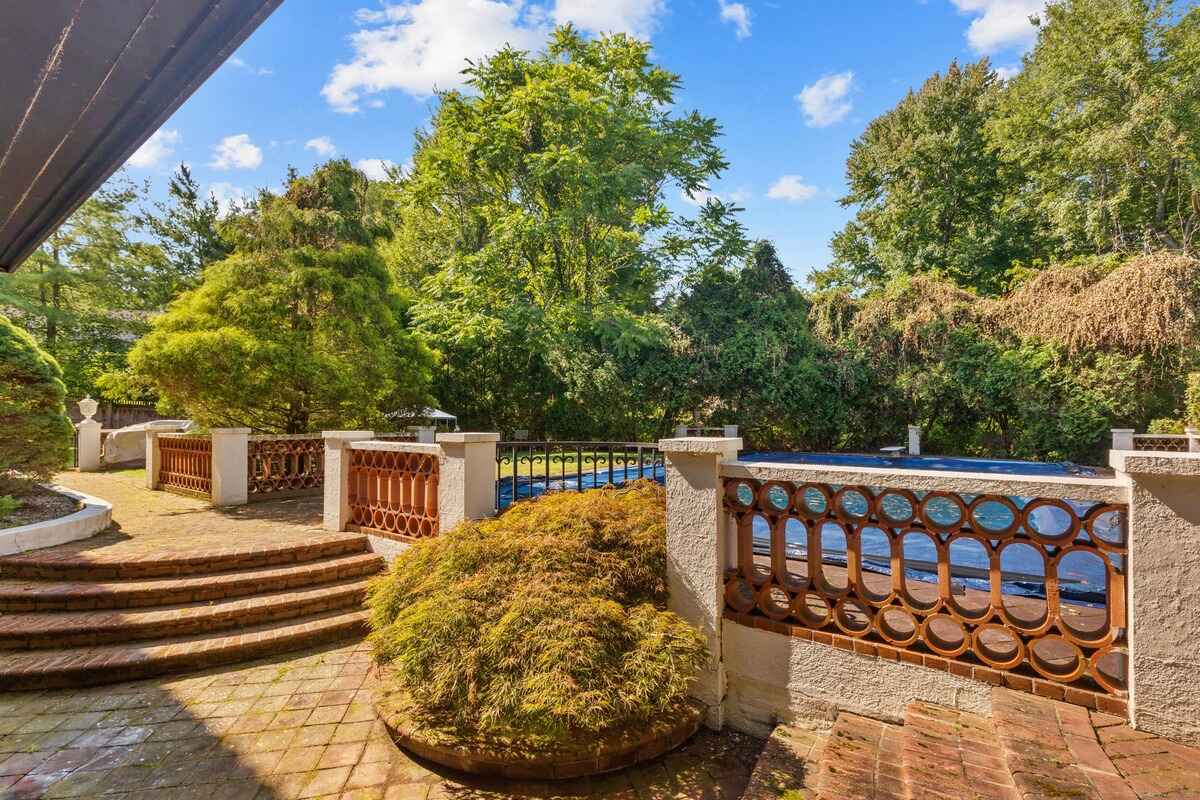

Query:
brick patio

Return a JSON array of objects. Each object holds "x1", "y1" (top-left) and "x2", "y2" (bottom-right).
[{"x1": 0, "y1": 639, "x2": 762, "y2": 800}]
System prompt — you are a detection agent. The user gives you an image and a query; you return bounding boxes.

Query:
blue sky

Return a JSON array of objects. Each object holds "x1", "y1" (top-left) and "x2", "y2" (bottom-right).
[{"x1": 125, "y1": 0, "x2": 1045, "y2": 281}]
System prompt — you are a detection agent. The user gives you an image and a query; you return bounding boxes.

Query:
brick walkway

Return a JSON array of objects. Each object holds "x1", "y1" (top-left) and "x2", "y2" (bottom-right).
[
  {"x1": 40, "y1": 470, "x2": 327, "y2": 560},
  {"x1": 0, "y1": 639, "x2": 762, "y2": 800}
]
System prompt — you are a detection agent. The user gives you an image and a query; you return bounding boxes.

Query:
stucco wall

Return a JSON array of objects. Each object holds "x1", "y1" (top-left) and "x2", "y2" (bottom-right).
[{"x1": 721, "y1": 621, "x2": 993, "y2": 737}]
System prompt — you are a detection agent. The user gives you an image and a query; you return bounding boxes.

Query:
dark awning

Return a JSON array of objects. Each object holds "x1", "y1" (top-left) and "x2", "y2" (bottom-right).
[{"x1": 0, "y1": 0, "x2": 284, "y2": 272}]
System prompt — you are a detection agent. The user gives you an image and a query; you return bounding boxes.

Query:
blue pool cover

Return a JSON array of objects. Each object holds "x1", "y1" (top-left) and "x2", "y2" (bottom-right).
[{"x1": 740, "y1": 451, "x2": 1102, "y2": 478}]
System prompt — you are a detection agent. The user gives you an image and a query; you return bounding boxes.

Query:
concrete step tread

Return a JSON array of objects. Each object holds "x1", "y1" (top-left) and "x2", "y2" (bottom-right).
[
  {"x1": 0, "y1": 578, "x2": 371, "y2": 648},
  {"x1": 0, "y1": 532, "x2": 369, "y2": 580},
  {"x1": 0, "y1": 552, "x2": 384, "y2": 610},
  {"x1": 0, "y1": 609, "x2": 369, "y2": 689}
]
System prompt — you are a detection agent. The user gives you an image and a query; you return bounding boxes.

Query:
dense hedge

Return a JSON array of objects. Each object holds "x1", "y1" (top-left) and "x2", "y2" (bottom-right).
[
  {"x1": 367, "y1": 481, "x2": 707, "y2": 745},
  {"x1": 0, "y1": 314, "x2": 74, "y2": 492}
]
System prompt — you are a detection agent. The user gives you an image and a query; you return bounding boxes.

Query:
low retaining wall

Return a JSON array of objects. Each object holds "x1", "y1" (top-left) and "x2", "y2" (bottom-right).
[{"x1": 0, "y1": 486, "x2": 112, "y2": 556}]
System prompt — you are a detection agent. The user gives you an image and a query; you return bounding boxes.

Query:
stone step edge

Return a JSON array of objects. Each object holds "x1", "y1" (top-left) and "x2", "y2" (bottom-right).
[
  {"x1": 739, "y1": 723, "x2": 826, "y2": 800},
  {"x1": 0, "y1": 552, "x2": 384, "y2": 611},
  {"x1": 0, "y1": 609, "x2": 369, "y2": 690},
  {"x1": 0, "y1": 578, "x2": 371, "y2": 649},
  {"x1": 0, "y1": 532, "x2": 370, "y2": 580},
  {"x1": 816, "y1": 713, "x2": 907, "y2": 800}
]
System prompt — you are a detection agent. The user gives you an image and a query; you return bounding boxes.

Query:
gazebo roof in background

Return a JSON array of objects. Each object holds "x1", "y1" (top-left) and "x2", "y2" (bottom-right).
[{"x1": 0, "y1": 0, "x2": 284, "y2": 273}]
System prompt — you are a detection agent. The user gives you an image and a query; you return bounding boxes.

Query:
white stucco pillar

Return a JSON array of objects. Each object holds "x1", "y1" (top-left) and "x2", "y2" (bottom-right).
[
  {"x1": 907, "y1": 424, "x2": 922, "y2": 456},
  {"x1": 436, "y1": 432, "x2": 500, "y2": 531},
  {"x1": 1187, "y1": 427, "x2": 1200, "y2": 453},
  {"x1": 722, "y1": 425, "x2": 739, "y2": 438},
  {"x1": 413, "y1": 426, "x2": 436, "y2": 444},
  {"x1": 674, "y1": 425, "x2": 689, "y2": 439},
  {"x1": 1111, "y1": 428, "x2": 1136, "y2": 452},
  {"x1": 143, "y1": 422, "x2": 177, "y2": 489},
  {"x1": 209, "y1": 428, "x2": 250, "y2": 506},
  {"x1": 1111, "y1": 449, "x2": 1200, "y2": 745},
  {"x1": 322, "y1": 431, "x2": 374, "y2": 532},
  {"x1": 75, "y1": 420, "x2": 102, "y2": 472},
  {"x1": 659, "y1": 436, "x2": 742, "y2": 730}
]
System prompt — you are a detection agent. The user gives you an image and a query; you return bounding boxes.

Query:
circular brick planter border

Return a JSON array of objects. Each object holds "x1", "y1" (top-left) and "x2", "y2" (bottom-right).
[{"x1": 375, "y1": 682, "x2": 705, "y2": 780}]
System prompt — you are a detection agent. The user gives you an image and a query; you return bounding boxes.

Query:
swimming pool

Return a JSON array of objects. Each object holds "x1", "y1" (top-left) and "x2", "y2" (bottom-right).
[{"x1": 740, "y1": 450, "x2": 1104, "y2": 478}]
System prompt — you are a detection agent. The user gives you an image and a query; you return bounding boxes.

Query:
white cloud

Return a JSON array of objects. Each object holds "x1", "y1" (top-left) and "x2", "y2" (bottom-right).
[
  {"x1": 209, "y1": 134, "x2": 263, "y2": 170},
  {"x1": 305, "y1": 136, "x2": 337, "y2": 157},
  {"x1": 680, "y1": 184, "x2": 751, "y2": 206},
  {"x1": 356, "y1": 158, "x2": 397, "y2": 181},
  {"x1": 127, "y1": 128, "x2": 179, "y2": 169},
  {"x1": 796, "y1": 71, "x2": 854, "y2": 128},
  {"x1": 553, "y1": 0, "x2": 666, "y2": 38},
  {"x1": 766, "y1": 175, "x2": 818, "y2": 203},
  {"x1": 949, "y1": 0, "x2": 1047, "y2": 53},
  {"x1": 717, "y1": 0, "x2": 751, "y2": 39},
  {"x1": 323, "y1": 0, "x2": 668, "y2": 112},
  {"x1": 228, "y1": 55, "x2": 274, "y2": 76},
  {"x1": 994, "y1": 63, "x2": 1021, "y2": 80},
  {"x1": 208, "y1": 182, "x2": 251, "y2": 217}
]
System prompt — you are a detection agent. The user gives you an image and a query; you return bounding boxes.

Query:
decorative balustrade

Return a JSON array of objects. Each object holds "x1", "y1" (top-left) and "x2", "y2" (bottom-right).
[
  {"x1": 157, "y1": 434, "x2": 212, "y2": 498},
  {"x1": 495, "y1": 441, "x2": 663, "y2": 510},
  {"x1": 346, "y1": 443, "x2": 440, "y2": 541},
  {"x1": 1133, "y1": 434, "x2": 1191, "y2": 453},
  {"x1": 247, "y1": 434, "x2": 324, "y2": 498},
  {"x1": 720, "y1": 474, "x2": 1128, "y2": 698}
]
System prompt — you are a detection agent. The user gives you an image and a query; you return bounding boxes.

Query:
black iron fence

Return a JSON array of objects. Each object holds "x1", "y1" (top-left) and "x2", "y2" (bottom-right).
[{"x1": 495, "y1": 441, "x2": 664, "y2": 510}]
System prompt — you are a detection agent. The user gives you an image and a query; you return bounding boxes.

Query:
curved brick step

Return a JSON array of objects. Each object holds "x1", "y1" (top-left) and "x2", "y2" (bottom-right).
[
  {"x1": 902, "y1": 701, "x2": 1018, "y2": 800},
  {"x1": 0, "y1": 551, "x2": 384, "y2": 611},
  {"x1": 816, "y1": 713, "x2": 908, "y2": 800},
  {"x1": 0, "y1": 578, "x2": 370, "y2": 649},
  {"x1": 0, "y1": 609, "x2": 370, "y2": 690},
  {"x1": 0, "y1": 531, "x2": 370, "y2": 580}
]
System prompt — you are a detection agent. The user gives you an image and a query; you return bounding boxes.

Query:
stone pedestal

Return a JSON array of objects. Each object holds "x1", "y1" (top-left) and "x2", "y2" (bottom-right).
[
  {"x1": 75, "y1": 419, "x2": 102, "y2": 472},
  {"x1": 1111, "y1": 450, "x2": 1200, "y2": 744},
  {"x1": 658, "y1": 436, "x2": 742, "y2": 730},
  {"x1": 436, "y1": 432, "x2": 500, "y2": 530},
  {"x1": 210, "y1": 428, "x2": 250, "y2": 506}
]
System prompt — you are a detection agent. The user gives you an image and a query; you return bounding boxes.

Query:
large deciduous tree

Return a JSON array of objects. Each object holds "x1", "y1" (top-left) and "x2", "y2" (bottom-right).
[
  {"x1": 124, "y1": 160, "x2": 434, "y2": 433},
  {"x1": 821, "y1": 60, "x2": 1040, "y2": 295},
  {"x1": 388, "y1": 27, "x2": 739, "y2": 436},
  {"x1": 991, "y1": 0, "x2": 1200, "y2": 257}
]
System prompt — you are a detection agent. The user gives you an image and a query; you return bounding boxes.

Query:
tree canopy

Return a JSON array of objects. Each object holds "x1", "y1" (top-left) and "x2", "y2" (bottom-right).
[
  {"x1": 124, "y1": 160, "x2": 434, "y2": 433},
  {"x1": 0, "y1": 313, "x2": 74, "y2": 491}
]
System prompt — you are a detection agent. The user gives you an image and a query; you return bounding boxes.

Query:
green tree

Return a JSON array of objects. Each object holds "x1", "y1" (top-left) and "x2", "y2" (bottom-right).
[
  {"x1": 991, "y1": 0, "x2": 1200, "y2": 256},
  {"x1": 0, "y1": 314, "x2": 74, "y2": 492},
  {"x1": 123, "y1": 161, "x2": 434, "y2": 433},
  {"x1": 670, "y1": 241, "x2": 856, "y2": 448},
  {"x1": 0, "y1": 179, "x2": 163, "y2": 398},
  {"x1": 388, "y1": 27, "x2": 738, "y2": 436},
  {"x1": 821, "y1": 60, "x2": 1039, "y2": 294},
  {"x1": 139, "y1": 163, "x2": 231, "y2": 297}
]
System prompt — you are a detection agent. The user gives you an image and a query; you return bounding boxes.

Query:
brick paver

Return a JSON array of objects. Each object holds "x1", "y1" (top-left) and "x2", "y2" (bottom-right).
[
  {"x1": 740, "y1": 723, "x2": 824, "y2": 800},
  {"x1": 815, "y1": 713, "x2": 907, "y2": 800},
  {"x1": 902, "y1": 701, "x2": 1018, "y2": 800},
  {"x1": 0, "y1": 639, "x2": 763, "y2": 799},
  {"x1": 20, "y1": 470, "x2": 329, "y2": 563}
]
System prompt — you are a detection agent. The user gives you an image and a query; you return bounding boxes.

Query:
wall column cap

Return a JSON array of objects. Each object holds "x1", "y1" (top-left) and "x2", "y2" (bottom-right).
[
  {"x1": 322, "y1": 431, "x2": 374, "y2": 450},
  {"x1": 1111, "y1": 449, "x2": 1200, "y2": 477},
  {"x1": 437, "y1": 432, "x2": 500, "y2": 444},
  {"x1": 210, "y1": 427, "x2": 251, "y2": 435},
  {"x1": 658, "y1": 436, "x2": 742, "y2": 455}
]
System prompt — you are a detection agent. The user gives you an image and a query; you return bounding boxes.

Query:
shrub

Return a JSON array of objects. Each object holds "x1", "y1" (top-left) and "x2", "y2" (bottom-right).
[
  {"x1": 368, "y1": 481, "x2": 707, "y2": 745},
  {"x1": 0, "y1": 314, "x2": 74, "y2": 492},
  {"x1": 1187, "y1": 373, "x2": 1200, "y2": 428},
  {"x1": 1147, "y1": 418, "x2": 1185, "y2": 435}
]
